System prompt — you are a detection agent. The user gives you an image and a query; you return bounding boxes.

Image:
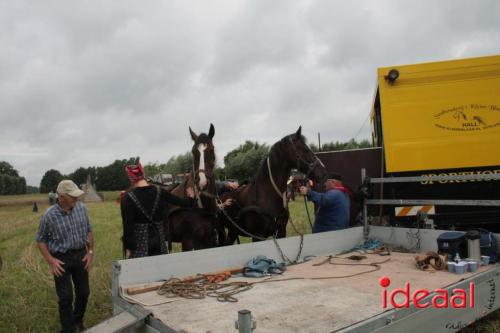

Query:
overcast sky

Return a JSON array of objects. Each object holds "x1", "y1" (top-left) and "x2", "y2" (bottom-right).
[{"x1": 1, "y1": 0, "x2": 499, "y2": 186}]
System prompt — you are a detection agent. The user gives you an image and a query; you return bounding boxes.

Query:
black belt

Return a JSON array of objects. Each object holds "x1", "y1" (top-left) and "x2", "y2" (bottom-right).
[{"x1": 53, "y1": 247, "x2": 86, "y2": 255}]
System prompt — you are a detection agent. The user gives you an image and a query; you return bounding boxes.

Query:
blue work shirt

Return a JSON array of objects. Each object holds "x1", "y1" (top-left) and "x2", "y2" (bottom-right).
[
  {"x1": 307, "y1": 189, "x2": 350, "y2": 233},
  {"x1": 35, "y1": 201, "x2": 92, "y2": 254}
]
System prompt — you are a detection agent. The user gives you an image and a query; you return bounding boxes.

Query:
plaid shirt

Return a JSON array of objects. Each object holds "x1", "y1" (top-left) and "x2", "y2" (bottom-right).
[{"x1": 35, "y1": 201, "x2": 92, "y2": 254}]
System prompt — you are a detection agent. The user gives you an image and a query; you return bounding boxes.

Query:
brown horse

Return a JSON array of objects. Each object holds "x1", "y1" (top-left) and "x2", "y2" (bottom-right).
[
  {"x1": 163, "y1": 124, "x2": 225, "y2": 251},
  {"x1": 220, "y1": 126, "x2": 327, "y2": 245}
]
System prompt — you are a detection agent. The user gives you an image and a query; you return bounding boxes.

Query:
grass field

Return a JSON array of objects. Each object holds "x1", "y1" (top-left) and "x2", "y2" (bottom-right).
[{"x1": 0, "y1": 193, "x2": 498, "y2": 332}]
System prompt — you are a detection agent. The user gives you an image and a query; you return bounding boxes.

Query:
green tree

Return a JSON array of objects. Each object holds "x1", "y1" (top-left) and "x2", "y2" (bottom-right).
[
  {"x1": 0, "y1": 161, "x2": 19, "y2": 177},
  {"x1": 26, "y1": 185, "x2": 39, "y2": 194},
  {"x1": 68, "y1": 167, "x2": 96, "y2": 187},
  {"x1": 310, "y1": 138, "x2": 373, "y2": 152},
  {"x1": 0, "y1": 175, "x2": 14, "y2": 194},
  {"x1": 164, "y1": 152, "x2": 193, "y2": 175},
  {"x1": 95, "y1": 158, "x2": 135, "y2": 191},
  {"x1": 16, "y1": 177, "x2": 26, "y2": 194},
  {"x1": 69, "y1": 167, "x2": 89, "y2": 187},
  {"x1": 223, "y1": 141, "x2": 267, "y2": 166},
  {"x1": 143, "y1": 162, "x2": 169, "y2": 179},
  {"x1": 0, "y1": 162, "x2": 27, "y2": 194},
  {"x1": 40, "y1": 169, "x2": 64, "y2": 193},
  {"x1": 224, "y1": 142, "x2": 269, "y2": 181}
]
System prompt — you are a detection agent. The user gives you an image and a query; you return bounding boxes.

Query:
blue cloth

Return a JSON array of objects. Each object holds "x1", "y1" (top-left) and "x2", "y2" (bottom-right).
[
  {"x1": 36, "y1": 201, "x2": 92, "y2": 253},
  {"x1": 307, "y1": 189, "x2": 350, "y2": 233},
  {"x1": 243, "y1": 255, "x2": 286, "y2": 277}
]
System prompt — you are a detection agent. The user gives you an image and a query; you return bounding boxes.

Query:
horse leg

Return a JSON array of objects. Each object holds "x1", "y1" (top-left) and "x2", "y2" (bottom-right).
[
  {"x1": 276, "y1": 221, "x2": 287, "y2": 238},
  {"x1": 225, "y1": 228, "x2": 238, "y2": 246},
  {"x1": 163, "y1": 219, "x2": 173, "y2": 253},
  {"x1": 182, "y1": 237, "x2": 194, "y2": 251},
  {"x1": 276, "y1": 214, "x2": 289, "y2": 238}
]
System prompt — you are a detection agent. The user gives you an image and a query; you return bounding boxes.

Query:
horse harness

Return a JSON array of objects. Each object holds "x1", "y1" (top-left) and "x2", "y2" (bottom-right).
[
  {"x1": 127, "y1": 186, "x2": 168, "y2": 257},
  {"x1": 287, "y1": 134, "x2": 324, "y2": 179},
  {"x1": 217, "y1": 148, "x2": 305, "y2": 264}
]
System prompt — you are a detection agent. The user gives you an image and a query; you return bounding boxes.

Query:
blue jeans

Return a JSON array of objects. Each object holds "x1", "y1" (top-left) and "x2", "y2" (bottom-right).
[{"x1": 52, "y1": 248, "x2": 90, "y2": 333}]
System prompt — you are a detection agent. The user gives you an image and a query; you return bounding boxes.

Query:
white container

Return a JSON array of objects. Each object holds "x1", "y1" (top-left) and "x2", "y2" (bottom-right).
[
  {"x1": 455, "y1": 262, "x2": 467, "y2": 274},
  {"x1": 481, "y1": 255, "x2": 490, "y2": 266},
  {"x1": 447, "y1": 262, "x2": 455, "y2": 273},
  {"x1": 467, "y1": 261, "x2": 478, "y2": 272}
]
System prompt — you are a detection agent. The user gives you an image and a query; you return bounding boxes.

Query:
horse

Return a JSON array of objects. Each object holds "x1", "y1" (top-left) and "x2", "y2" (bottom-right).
[
  {"x1": 163, "y1": 124, "x2": 225, "y2": 251},
  {"x1": 220, "y1": 126, "x2": 328, "y2": 245}
]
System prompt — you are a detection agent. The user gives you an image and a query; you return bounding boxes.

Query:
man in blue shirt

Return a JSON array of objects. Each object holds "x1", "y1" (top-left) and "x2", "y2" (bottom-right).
[
  {"x1": 299, "y1": 173, "x2": 350, "y2": 233},
  {"x1": 36, "y1": 180, "x2": 93, "y2": 333}
]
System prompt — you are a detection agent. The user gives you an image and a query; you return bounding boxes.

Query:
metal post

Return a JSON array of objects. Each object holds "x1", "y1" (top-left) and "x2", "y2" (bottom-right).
[
  {"x1": 362, "y1": 168, "x2": 369, "y2": 240},
  {"x1": 235, "y1": 309, "x2": 255, "y2": 333}
]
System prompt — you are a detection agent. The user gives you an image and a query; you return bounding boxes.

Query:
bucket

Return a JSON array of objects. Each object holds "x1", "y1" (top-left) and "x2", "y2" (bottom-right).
[
  {"x1": 447, "y1": 262, "x2": 455, "y2": 273},
  {"x1": 455, "y1": 262, "x2": 467, "y2": 274},
  {"x1": 481, "y1": 255, "x2": 490, "y2": 266},
  {"x1": 467, "y1": 261, "x2": 478, "y2": 272}
]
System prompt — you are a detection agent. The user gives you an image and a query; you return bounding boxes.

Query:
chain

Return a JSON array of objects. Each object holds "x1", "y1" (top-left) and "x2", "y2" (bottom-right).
[
  {"x1": 216, "y1": 195, "x2": 303, "y2": 265},
  {"x1": 406, "y1": 227, "x2": 421, "y2": 253}
]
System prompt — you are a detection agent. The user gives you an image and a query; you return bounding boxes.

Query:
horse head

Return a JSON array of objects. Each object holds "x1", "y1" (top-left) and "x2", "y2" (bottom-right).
[
  {"x1": 282, "y1": 126, "x2": 327, "y2": 185},
  {"x1": 189, "y1": 123, "x2": 216, "y2": 192}
]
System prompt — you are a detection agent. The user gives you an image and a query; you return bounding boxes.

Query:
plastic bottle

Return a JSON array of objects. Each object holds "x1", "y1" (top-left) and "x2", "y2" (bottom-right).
[{"x1": 454, "y1": 253, "x2": 461, "y2": 263}]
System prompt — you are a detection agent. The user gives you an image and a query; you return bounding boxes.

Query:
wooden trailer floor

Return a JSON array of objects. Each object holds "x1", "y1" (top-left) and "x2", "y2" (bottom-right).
[{"x1": 121, "y1": 252, "x2": 488, "y2": 333}]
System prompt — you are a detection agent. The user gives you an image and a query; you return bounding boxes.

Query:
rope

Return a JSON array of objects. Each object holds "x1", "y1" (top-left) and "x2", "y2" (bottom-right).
[
  {"x1": 156, "y1": 277, "x2": 253, "y2": 303},
  {"x1": 154, "y1": 255, "x2": 391, "y2": 303},
  {"x1": 267, "y1": 157, "x2": 285, "y2": 200},
  {"x1": 310, "y1": 256, "x2": 391, "y2": 279}
]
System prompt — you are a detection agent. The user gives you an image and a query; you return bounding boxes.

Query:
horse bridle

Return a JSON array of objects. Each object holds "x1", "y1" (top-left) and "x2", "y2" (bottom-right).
[
  {"x1": 287, "y1": 135, "x2": 324, "y2": 178},
  {"x1": 265, "y1": 136, "x2": 324, "y2": 206}
]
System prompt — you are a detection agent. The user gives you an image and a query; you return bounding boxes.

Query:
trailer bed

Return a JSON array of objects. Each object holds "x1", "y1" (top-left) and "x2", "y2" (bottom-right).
[{"x1": 111, "y1": 227, "x2": 500, "y2": 333}]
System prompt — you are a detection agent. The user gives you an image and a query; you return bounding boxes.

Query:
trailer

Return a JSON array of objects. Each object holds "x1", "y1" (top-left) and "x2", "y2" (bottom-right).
[{"x1": 89, "y1": 226, "x2": 499, "y2": 332}]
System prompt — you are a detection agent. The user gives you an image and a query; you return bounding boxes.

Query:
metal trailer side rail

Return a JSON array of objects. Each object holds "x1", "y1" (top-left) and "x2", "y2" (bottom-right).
[{"x1": 360, "y1": 169, "x2": 500, "y2": 238}]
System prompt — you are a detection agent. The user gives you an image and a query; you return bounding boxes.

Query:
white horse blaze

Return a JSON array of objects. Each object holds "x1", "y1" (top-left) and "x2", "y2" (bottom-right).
[{"x1": 197, "y1": 144, "x2": 208, "y2": 189}]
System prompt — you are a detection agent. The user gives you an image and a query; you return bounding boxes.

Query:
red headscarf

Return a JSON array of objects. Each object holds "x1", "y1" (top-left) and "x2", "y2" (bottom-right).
[{"x1": 125, "y1": 163, "x2": 144, "y2": 183}]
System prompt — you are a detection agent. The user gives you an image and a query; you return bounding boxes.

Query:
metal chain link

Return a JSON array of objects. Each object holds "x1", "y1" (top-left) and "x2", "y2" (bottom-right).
[{"x1": 216, "y1": 194, "x2": 303, "y2": 265}]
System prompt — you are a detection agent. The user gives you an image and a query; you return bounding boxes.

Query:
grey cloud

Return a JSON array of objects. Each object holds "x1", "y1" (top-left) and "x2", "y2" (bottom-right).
[{"x1": 1, "y1": 0, "x2": 499, "y2": 186}]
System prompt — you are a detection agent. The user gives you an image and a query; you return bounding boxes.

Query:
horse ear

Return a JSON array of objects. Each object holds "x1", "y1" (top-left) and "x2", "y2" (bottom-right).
[
  {"x1": 208, "y1": 123, "x2": 215, "y2": 139},
  {"x1": 189, "y1": 126, "x2": 198, "y2": 141},
  {"x1": 294, "y1": 126, "x2": 302, "y2": 139}
]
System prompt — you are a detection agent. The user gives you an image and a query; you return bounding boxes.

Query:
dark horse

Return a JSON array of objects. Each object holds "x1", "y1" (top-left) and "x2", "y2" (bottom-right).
[
  {"x1": 220, "y1": 126, "x2": 327, "y2": 245},
  {"x1": 163, "y1": 124, "x2": 224, "y2": 251}
]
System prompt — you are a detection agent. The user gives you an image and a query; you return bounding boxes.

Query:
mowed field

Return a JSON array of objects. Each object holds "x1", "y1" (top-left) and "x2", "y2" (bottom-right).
[{"x1": 0, "y1": 193, "x2": 498, "y2": 332}]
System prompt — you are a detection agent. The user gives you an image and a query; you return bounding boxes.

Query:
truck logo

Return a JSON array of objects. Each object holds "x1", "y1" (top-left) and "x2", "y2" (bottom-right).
[{"x1": 434, "y1": 104, "x2": 500, "y2": 131}]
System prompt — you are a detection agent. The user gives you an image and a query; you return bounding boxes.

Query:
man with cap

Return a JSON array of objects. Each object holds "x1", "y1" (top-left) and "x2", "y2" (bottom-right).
[
  {"x1": 121, "y1": 161, "x2": 195, "y2": 258},
  {"x1": 299, "y1": 173, "x2": 350, "y2": 233},
  {"x1": 36, "y1": 179, "x2": 93, "y2": 333}
]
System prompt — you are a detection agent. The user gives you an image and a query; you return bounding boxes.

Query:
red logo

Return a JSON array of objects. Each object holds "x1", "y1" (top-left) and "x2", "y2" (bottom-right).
[{"x1": 380, "y1": 276, "x2": 474, "y2": 309}]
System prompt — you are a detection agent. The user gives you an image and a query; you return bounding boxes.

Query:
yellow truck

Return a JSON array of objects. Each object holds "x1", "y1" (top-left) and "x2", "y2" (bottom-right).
[
  {"x1": 319, "y1": 54, "x2": 500, "y2": 229},
  {"x1": 374, "y1": 54, "x2": 500, "y2": 174}
]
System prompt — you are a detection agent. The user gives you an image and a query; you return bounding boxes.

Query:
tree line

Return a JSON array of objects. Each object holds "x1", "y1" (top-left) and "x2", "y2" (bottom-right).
[
  {"x1": 0, "y1": 138, "x2": 372, "y2": 194},
  {"x1": 0, "y1": 162, "x2": 27, "y2": 195}
]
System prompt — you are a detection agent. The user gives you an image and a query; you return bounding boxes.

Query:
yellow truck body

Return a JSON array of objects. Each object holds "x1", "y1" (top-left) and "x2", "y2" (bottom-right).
[{"x1": 374, "y1": 55, "x2": 500, "y2": 173}]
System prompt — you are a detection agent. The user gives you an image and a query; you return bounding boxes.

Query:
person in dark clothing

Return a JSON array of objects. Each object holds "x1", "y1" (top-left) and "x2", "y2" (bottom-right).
[
  {"x1": 299, "y1": 173, "x2": 350, "y2": 233},
  {"x1": 36, "y1": 179, "x2": 93, "y2": 333},
  {"x1": 121, "y1": 162, "x2": 195, "y2": 258}
]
